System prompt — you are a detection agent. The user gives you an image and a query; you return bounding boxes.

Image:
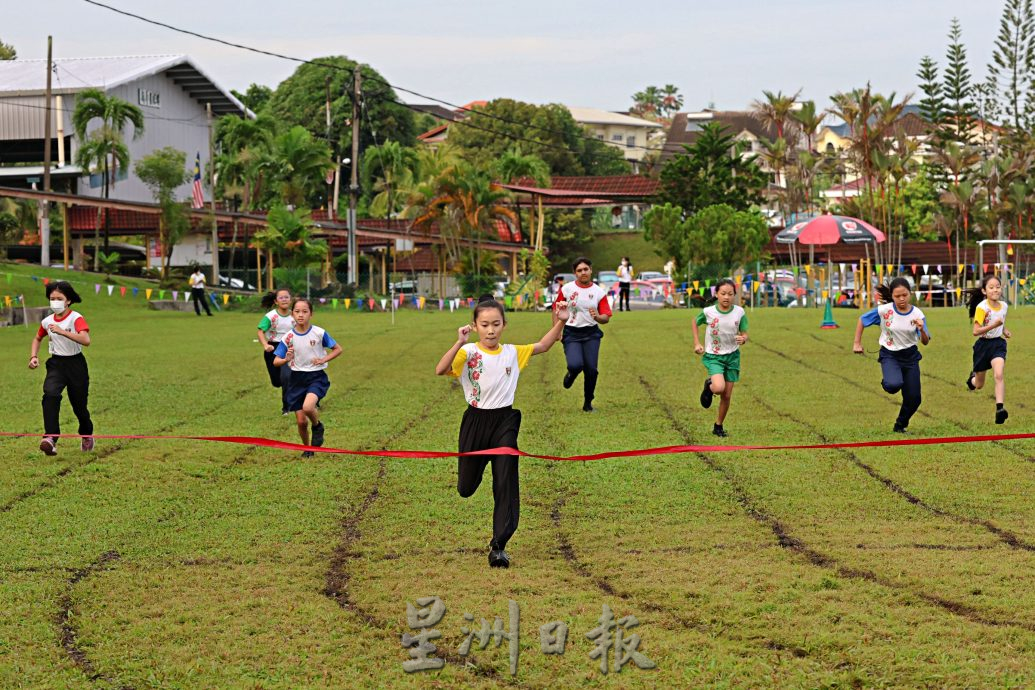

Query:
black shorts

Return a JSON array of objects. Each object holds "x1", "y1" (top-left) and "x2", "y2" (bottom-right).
[
  {"x1": 972, "y1": 337, "x2": 1007, "y2": 372},
  {"x1": 285, "y1": 370, "x2": 330, "y2": 411}
]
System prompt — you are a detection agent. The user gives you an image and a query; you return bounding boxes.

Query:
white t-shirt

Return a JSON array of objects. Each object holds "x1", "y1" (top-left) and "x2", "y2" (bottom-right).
[
  {"x1": 974, "y1": 299, "x2": 1008, "y2": 339},
  {"x1": 696, "y1": 305, "x2": 748, "y2": 355},
  {"x1": 449, "y1": 343, "x2": 534, "y2": 409},
  {"x1": 617, "y1": 265, "x2": 633, "y2": 283},
  {"x1": 258, "y1": 309, "x2": 294, "y2": 343},
  {"x1": 559, "y1": 281, "x2": 613, "y2": 328},
  {"x1": 861, "y1": 304, "x2": 929, "y2": 351},
  {"x1": 189, "y1": 272, "x2": 206, "y2": 289},
  {"x1": 274, "y1": 325, "x2": 337, "y2": 372},
  {"x1": 38, "y1": 310, "x2": 89, "y2": 356}
]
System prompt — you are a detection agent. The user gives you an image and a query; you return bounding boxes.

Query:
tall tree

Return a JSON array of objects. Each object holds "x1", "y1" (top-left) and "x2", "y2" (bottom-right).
[
  {"x1": 214, "y1": 113, "x2": 277, "y2": 210},
  {"x1": 751, "y1": 89, "x2": 802, "y2": 141},
  {"x1": 231, "y1": 83, "x2": 273, "y2": 113},
  {"x1": 361, "y1": 140, "x2": 419, "y2": 218},
  {"x1": 943, "y1": 18, "x2": 978, "y2": 144},
  {"x1": 660, "y1": 84, "x2": 684, "y2": 118},
  {"x1": 916, "y1": 56, "x2": 945, "y2": 125},
  {"x1": 135, "y1": 146, "x2": 191, "y2": 279},
  {"x1": 491, "y1": 146, "x2": 551, "y2": 186},
  {"x1": 988, "y1": 0, "x2": 1035, "y2": 129},
  {"x1": 269, "y1": 125, "x2": 333, "y2": 209}
]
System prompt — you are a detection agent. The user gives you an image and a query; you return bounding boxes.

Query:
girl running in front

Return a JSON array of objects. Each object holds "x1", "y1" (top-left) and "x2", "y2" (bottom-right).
[
  {"x1": 257, "y1": 288, "x2": 294, "y2": 415},
  {"x1": 273, "y1": 298, "x2": 342, "y2": 458},
  {"x1": 28, "y1": 281, "x2": 94, "y2": 455},
  {"x1": 435, "y1": 294, "x2": 569, "y2": 568},
  {"x1": 966, "y1": 274, "x2": 1010, "y2": 424},
  {"x1": 692, "y1": 279, "x2": 748, "y2": 437},
  {"x1": 558, "y1": 257, "x2": 612, "y2": 412},
  {"x1": 852, "y1": 277, "x2": 931, "y2": 433}
]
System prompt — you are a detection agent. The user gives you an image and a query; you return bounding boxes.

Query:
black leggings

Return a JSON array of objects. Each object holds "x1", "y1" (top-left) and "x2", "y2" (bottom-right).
[
  {"x1": 562, "y1": 325, "x2": 603, "y2": 405},
  {"x1": 618, "y1": 282, "x2": 631, "y2": 311},
  {"x1": 457, "y1": 405, "x2": 522, "y2": 550},
  {"x1": 42, "y1": 353, "x2": 93, "y2": 439},
  {"x1": 263, "y1": 346, "x2": 291, "y2": 409},
  {"x1": 879, "y1": 346, "x2": 922, "y2": 428},
  {"x1": 191, "y1": 287, "x2": 211, "y2": 315}
]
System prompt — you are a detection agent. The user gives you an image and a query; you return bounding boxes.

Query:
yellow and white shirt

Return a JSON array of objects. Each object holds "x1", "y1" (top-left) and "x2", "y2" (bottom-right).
[
  {"x1": 974, "y1": 299, "x2": 1007, "y2": 339},
  {"x1": 449, "y1": 343, "x2": 534, "y2": 409}
]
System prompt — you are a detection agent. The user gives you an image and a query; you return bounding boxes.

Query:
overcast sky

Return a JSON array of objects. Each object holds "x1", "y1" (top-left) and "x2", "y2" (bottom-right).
[{"x1": 4, "y1": 1, "x2": 1002, "y2": 114}]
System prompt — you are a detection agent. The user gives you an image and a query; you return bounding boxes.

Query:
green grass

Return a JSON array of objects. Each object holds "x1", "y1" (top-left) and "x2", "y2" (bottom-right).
[{"x1": 1, "y1": 261, "x2": 1034, "y2": 688}]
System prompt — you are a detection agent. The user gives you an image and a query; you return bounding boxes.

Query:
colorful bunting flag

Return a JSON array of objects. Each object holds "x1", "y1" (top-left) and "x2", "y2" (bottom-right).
[
  {"x1": 172, "y1": 290, "x2": 179, "y2": 301},
  {"x1": 94, "y1": 284, "x2": 100, "y2": 294},
  {"x1": 106, "y1": 285, "x2": 114, "y2": 296},
  {"x1": 145, "y1": 289, "x2": 152, "y2": 300},
  {"x1": 120, "y1": 286, "x2": 126, "y2": 297}
]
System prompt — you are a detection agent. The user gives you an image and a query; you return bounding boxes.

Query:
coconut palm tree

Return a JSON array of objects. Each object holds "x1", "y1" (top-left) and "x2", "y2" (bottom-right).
[
  {"x1": 660, "y1": 85, "x2": 684, "y2": 119},
  {"x1": 71, "y1": 88, "x2": 144, "y2": 256},
  {"x1": 270, "y1": 125, "x2": 333, "y2": 209},
  {"x1": 751, "y1": 89, "x2": 802, "y2": 141},
  {"x1": 214, "y1": 113, "x2": 277, "y2": 211},
  {"x1": 362, "y1": 140, "x2": 419, "y2": 219}
]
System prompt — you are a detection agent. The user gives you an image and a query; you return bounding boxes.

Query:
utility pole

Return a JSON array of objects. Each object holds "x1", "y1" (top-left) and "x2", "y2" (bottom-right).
[
  {"x1": 347, "y1": 66, "x2": 361, "y2": 286},
  {"x1": 40, "y1": 35, "x2": 53, "y2": 268},
  {"x1": 207, "y1": 102, "x2": 218, "y2": 286}
]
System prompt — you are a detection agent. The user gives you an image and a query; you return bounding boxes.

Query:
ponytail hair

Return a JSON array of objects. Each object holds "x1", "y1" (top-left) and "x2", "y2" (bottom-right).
[
  {"x1": 874, "y1": 277, "x2": 910, "y2": 305},
  {"x1": 968, "y1": 274, "x2": 1000, "y2": 320},
  {"x1": 472, "y1": 294, "x2": 506, "y2": 324},
  {"x1": 260, "y1": 287, "x2": 292, "y2": 310}
]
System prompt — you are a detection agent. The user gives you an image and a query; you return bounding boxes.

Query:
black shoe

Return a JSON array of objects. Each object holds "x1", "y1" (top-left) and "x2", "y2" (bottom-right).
[
  {"x1": 712, "y1": 424, "x2": 728, "y2": 438},
  {"x1": 488, "y1": 548, "x2": 511, "y2": 568},
  {"x1": 996, "y1": 407, "x2": 1009, "y2": 425},
  {"x1": 582, "y1": 402, "x2": 594, "y2": 412},
  {"x1": 966, "y1": 371, "x2": 976, "y2": 391},
  {"x1": 893, "y1": 423, "x2": 908, "y2": 433},
  {"x1": 563, "y1": 371, "x2": 577, "y2": 389},
  {"x1": 281, "y1": 408, "x2": 290, "y2": 416},
  {"x1": 700, "y1": 379, "x2": 714, "y2": 409},
  {"x1": 311, "y1": 422, "x2": 325, "y2": 447},
  {"x1": 301, "y1": 450, "x2": 315, "y2": 459}
]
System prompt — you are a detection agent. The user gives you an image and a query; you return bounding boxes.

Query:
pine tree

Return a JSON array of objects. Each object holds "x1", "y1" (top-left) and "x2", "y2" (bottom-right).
[
  {"x1": 916, "y1": 56, "x2": 945, "y2": 124},
  {"x1": 943, "y1": 18, "x2": 978, "y2": 145},
  {"x1": 988, "y1": 0, "x2": 1035, "y2": 129}
]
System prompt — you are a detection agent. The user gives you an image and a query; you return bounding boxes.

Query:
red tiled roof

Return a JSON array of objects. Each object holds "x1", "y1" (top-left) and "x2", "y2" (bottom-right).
[
  {"x1": 506, "y1": 175, "x2": 658, "y2": 198},
  {"x1": 358, "y1": 217, "x2": 521, "y2": 243}
]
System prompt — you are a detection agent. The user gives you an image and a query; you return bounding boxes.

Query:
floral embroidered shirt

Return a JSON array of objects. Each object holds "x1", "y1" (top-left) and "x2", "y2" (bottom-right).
[{"x1": 449, "y1": 343, "x2": 534, "y2": 408}]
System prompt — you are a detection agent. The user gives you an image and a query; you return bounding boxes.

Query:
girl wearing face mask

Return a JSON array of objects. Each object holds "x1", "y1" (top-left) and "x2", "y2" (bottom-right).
[
  {"x1": 853, "y1": 277, "x2": 932, "y2": 433},
  {"x1": 28, "y1": 281, "x2": 94, "y2": 456}
]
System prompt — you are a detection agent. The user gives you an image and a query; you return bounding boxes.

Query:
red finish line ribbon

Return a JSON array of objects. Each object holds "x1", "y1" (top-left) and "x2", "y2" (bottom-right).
[{"x1": 2, "y1": 432, "x2": 1034, "y2": 461}]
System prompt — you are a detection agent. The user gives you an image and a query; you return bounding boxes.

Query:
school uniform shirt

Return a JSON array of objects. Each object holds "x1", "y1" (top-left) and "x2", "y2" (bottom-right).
[
  {"x1": 617, "y1": 266, "x2": 633, "y2": 283},
  {"x1": 974, "y1": 299, "x2": 1008, "y2": 339},
  {"x1": 861, "y1": 304, "x2": 929, "y2": 350},
  {"x1": 449, "y1": 343, "x2": 534, "y2": 409},
  {"x1": 38, "y1": 310, "x2": 89, "y2": 356},
  {"x1": 695, "y1": 305, "x2": 748, "y2": 355},
  {"x1": 189, "y1": 272, "x2": 206, "y2": 289},
  {"x1": 273, "y1": 326, "x2": 337, "y2": 372},
  {"x1": 257, "y1": 309, "x2": 294, "y2": 343},
  {"x1": 559, "y1": 281, "x2": 613, "y2": 328}
]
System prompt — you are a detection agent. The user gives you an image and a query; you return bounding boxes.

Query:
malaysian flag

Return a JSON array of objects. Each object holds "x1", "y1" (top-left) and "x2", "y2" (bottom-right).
[{"x1": 191, "y1": 152, "x2": 205, "y2": 209}]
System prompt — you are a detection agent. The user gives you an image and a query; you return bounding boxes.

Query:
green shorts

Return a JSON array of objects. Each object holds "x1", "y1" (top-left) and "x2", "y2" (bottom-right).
[{"x1": 702, "y1": 350, "x2": 741, "y2": 382}]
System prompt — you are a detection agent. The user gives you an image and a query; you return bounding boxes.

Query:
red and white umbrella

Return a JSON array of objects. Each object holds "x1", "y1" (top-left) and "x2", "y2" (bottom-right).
[{"x1": 776, "y1": 215, "x2": 886, "y2": 245}]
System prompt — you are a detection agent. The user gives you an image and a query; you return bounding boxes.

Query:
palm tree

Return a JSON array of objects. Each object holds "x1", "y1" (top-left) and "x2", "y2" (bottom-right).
[
  {"x1": 71, "y1": 88, "x2": 144, "y2": 258},
  {"x1": 790, "y1": 100, "x2": 823, "y2": 152},
  {"x1": 751, "y1": 89, "x2": 802, "y2": 141},
  {"x1": 214, "y1": 113, "x2": 277, "y2": 211},
  {"x1": 270, "y1": 125, "x2": 333, "y2": 209},
  {"x1": 660, "y1": 85, "x2": 683, "y2": 118},
  {"x1": 492, "y1": 146, "x2": 551, "y2": 250},
  {"x1": 362, "y1": 140, "x2": 419, "y2": 219}
]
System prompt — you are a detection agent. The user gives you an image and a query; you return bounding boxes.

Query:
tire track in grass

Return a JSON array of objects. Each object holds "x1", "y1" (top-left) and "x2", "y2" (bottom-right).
[
  {"x1": 743, "y1": 389, "x2": 1035, "y2": 553},
  {"x1": 752, "y1": 339, "x2": 1033, "y2": 463},
  {"x1": 626, "y1": 360, "x2": 1035, "y2": 633},
  {"x1": 321, "y1": 384, "x2": 506, "y2": 680},
  {"x1": 56, "y1": 550, "x2": 131, "y2": 689}
]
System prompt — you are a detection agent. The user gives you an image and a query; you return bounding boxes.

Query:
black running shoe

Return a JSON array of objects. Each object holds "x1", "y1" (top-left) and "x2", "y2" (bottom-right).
[
  {"x1": 893, "y1": 423, "x2": 908, "y2": 433},
  {"x1": 712, "y1": 424, "x2": 728, "y2": 438},
  {"x1": 582, "y1": 402, "x2": 594, "y2": 413},
  {"x1": 966, "y1": 371, "x2": 976, "y2": 391},
  {"x1": 563, "y1": 371, "x2": 577, "y2": 389},
  {"x1": 996, "y1": 407, "x2": 1009, "y2": 425},
  {"x1": 700, "y1": 379, "x2": 714, "y2": 409},
  {"x1": 301, "y1": 450, "x2": 315, "y2": 459},
  {"x1": 488, "y1": 548, "x2": 511, "y2": 568},
  {"x1": 311, "y1": 422, "x2": 325, "y2": 447}
]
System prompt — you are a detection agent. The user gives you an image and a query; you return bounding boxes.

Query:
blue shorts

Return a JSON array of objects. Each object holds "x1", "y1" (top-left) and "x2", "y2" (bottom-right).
[
  {"x1": 972, "y1": 337, "x2": 1007, "y2": 373},
  {"x1": 285, "y1": 370, "x2": 330, "y2": 411}
]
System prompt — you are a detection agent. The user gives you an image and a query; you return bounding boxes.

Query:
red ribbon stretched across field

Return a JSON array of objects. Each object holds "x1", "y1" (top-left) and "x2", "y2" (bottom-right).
[{"x1": 1, "y1": 432, "x2": 1034, "y2": 461}]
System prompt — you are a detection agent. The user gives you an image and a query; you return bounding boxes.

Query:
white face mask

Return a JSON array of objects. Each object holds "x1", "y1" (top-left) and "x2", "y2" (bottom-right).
[{"x1": 50, "y1": 299, "x2": 67, "y2": 313}]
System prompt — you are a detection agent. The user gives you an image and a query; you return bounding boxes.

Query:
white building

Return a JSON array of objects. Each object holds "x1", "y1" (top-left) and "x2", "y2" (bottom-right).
[{"x1": 566, "y1": 106, "x2": 664, "y2": 169}]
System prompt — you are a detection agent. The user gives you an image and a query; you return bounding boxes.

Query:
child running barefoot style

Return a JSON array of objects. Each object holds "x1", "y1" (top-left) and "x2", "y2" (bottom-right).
[
  {"x1": 966, "y1": 274, "x2": 1011, "y2": 424},
  {"x1": 28, "y1": 281, "x2": 94, "y2": 455},
  {"x1": 435, "y1": 295, "x2": 569, "y2": 569},
  {"x1": 257, "y1": 288, "x2": 294, "y2": 415},
  {"x1": 692, "y1": 279, "x2": 748, "y2": 438},
  {"x1": 853, "y1": 277, "x2": 931, "y2": 433},
  {"x1": 273, "y1": 298, "x2": 342, "y2": 458}
]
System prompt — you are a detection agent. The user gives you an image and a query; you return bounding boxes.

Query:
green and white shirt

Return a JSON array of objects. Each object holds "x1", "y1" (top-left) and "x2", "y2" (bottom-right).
[{"x1": 695, "y1": 305, "x2": 748, "y2": 355}]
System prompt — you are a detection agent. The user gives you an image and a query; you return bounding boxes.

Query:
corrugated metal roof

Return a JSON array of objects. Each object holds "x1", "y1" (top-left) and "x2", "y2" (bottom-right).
[
  {"x1": 0, "y1": 55, "x2": 248, "y2": 116},
  {"x1": 567, "y1": 106, "x2": 663, "y2": 128}
]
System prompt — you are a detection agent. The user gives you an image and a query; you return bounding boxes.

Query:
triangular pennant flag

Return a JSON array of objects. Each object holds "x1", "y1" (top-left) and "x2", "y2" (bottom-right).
[
  {"x1": 692, "y1": 280, "x2": 699, "y2": 291},
  {"x1": 368, "y1": 298, "x2": 374, "y2": 310},
  {"x1": 958, "y1": 264, "x2": 965, "y2": 275},
  {"x1": 380, "y1": 299, "x2": 387, "y2": 310},
  {"x1": 839, "y1": 263, "x2": 846, "y2": 273},
  {"x1": 922, "y1": 264, "x2": 929, "y2": 274},
  {"x1": 119, "y1": 286, "x2": 126, "y2": 297},
  {"x1": 914, "y1": 290, "x2": 921, "y2": 300},
  {"x1": 804, "y1": 264, "x2": 811, "y2": 275},
  {"x1": 936, "y1": 265, "x2": 942, "y2": 273},
  {"x1": 106, "y1": 285, "x2": 114, "y2": 296},
  {"x1": 159, "y1": 290, "x2": 166, "y2": 300},
  {"x1": 319, "y1": 298, "x2": 326, "y2": 304},
  {"x1": 223, "y1": 294, "x2": 229, "y2": 305},
  {"x1": 145, "y1": 289, "x2": 153, "y2": 300},
  {"x1": 43, "y1": 277, "x2": 50, "y2": 286},
  {"x1": 438, "y1": 299, "x2": 444, "y2": 311},
  {"x1": 449, "y1": 300, "x2": 455, "y2": 312},
  {"x1": 172, "y1": 290, "x2": 179, "y2": 301},
  {"x1": 184, "y1": 293, "x2": 191, "y2": 302},
  {"x1": 332, "y1": 298, "x2": 338, "y2": 309},
  {"x1": 95, "y1": 284, "x2": 101, "y2": 294},
  {"x1": 910, "y1": 264, "x2": 917, "y2": 274},
  {"x1": 822, "y1": 290, "x2": 829, "y2": 300},
  {"x1": 753, "y1": 281, "x2": 760, "y2": 293},
  {"x1": 851, "y1": 263, "x2": 858, "y2": 272},
  {"x1": 994, "y1": 263, "x2": 1001, "y2": 271},
  {"x1": 344, "y1": 298, "x2": 351, "y2": 310},
  {"x1": 420, "y1": 296, "x2": 427, "y2": 310}
]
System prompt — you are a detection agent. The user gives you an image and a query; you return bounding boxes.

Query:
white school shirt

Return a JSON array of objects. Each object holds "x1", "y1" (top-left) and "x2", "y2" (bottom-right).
[
  {"x1": 258, "y1": 309, "x2": 294, "y2": 343},
  {"x1": 617, "y1": 265, "x2": 633, "y2": 283},
  {"x1": 273, "y1": 325, "x2": 337, "y2": 372},
  {"x1": 559, "y1": 281, "x2": 613, "y2": 328},
  {"x1": 189, "y1": 272, "x2": 206, "y2": 289},
  {"x1": 860, "y1": 304, "x2": 929, "y2": 351},
  {"x1": 37, "y1": 310, "x2": 89, "y2": 356},
  {"x1": 696, "y1": 305, "x2": 748, "y2": 355},
  {"x1": 449, "y1": 343, "x2": 534, "y2": 409},
  {"x1": 974, "y1": 300, "x2": 1008, "y2": 339}
]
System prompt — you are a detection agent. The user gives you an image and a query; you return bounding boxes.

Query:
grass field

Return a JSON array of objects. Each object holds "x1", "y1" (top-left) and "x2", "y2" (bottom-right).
[{"x1": 1, "y1": 262, "x2": 1034, "y2": 689}]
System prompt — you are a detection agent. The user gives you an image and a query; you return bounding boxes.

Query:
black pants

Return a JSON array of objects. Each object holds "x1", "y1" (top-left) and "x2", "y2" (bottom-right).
[
  {"x1": 42, "y1": 353, "x2": 93, "y2": 439},
  {"x1": 192, "y1": 287, "x2": 211, "y2": 315},
  {"x1": 562, "y1": 325, "x2": 603, "y2": 405},
  {"x1": 879, "y1": 346, "x2": 922, "y2": 427},
  {"x1": 262, "y1": 346, "x2": 291, "y2": 410},
  {"x1": 457, "y1": 406, "x2": 521, "y2": 550},
  {"x1": 618, "y1": 282, "x2": 631, "y2": 311}
]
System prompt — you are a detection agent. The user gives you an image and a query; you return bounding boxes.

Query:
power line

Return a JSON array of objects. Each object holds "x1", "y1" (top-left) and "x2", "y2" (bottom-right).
[{"x1": 79, "y1": 0, "x2": 661, "y2": 160}]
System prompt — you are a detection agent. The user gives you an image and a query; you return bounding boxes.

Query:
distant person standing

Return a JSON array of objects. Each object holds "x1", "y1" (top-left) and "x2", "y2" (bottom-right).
[
  {"x1": 189, "y1": 266, "x2": 212, "y2": 316},
  {"x1": 616, "y1": 257, "x2": 633, "y2": 312}
]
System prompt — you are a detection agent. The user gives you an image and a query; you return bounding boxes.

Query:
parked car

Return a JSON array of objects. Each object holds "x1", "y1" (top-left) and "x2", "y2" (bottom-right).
[
  {"x1": 638, "y1": 271, "x2": 665, "y2": 281},
  {"x1": 597, "y1": 270, "x2": 619, "y2": 292},
  {"x1": 389, "y1": 279, "x2": 418, "y2": 294},
  {"x1": 548, "y1": 273, "x2": 576, "y2": 298},
  {"x1": 217, "y1": 274, "x2": 256, "y2": 291}
]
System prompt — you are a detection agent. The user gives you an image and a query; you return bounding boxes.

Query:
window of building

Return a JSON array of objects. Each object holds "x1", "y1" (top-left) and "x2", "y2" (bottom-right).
[
  {"x1": 626, "y1": 135, "x2": 636, "y2": 148},
  {"x1": 612, "y1": 133, "x2": 624, "y2": 142}
]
